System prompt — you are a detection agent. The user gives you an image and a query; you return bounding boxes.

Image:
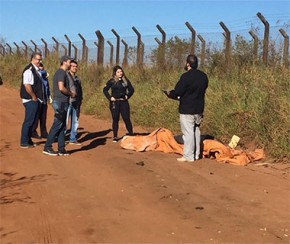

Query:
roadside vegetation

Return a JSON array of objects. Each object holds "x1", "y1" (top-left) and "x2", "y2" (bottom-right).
[{"x1": 1, "y1": 35, "x2": 289, "y2": 161}]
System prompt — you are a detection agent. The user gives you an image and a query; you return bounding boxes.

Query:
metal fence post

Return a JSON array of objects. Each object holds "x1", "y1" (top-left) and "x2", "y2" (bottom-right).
[
  {"x1": 64, "y1": 34, "x2": 72, "y2": 57},
  {"x1": 52, "y1": 37, "x2": 59, "y2": 56},
  {"x1": 185, "y1": 22, "x2": 196, "y2": 55},
  {"x1": 78, "y1": 33, "x2": 88, "y2": 64},
  {"x1": 41, "y1": 38, "x2": 49, "y2": 58},
  {"x1": 121, "y1": 39, "x2": 128, "y2": 67},
  {"x1": 72, "y1": 44, "x2": 78, "y2": 60},
  {"x1": 156, "y1": 24, "x2": 166, "y2": 67},
  {"x1": 107, "y1": 41, "x2": 114, "y2": 66},
  {"x1": 197, "y1": 34, "x2": 206, "y2": 68},
  {"x1": 257, "y1": 12, "x2": 269, "y2": 66},
  {"x1": 141, "y1": 41, "x2": 145, "y2": 65},
  {"x1": 21, "y1": 41, "x2": 28, "y2": 58},
  {"x1": 61, "y1": 44, "x2": 68, "y2": 56},
  {"x1": 112, "y1": 29, "x2": 120, "y2": 65},
  {"x1": 249, "y1": 31, "x2": 259, "y2": 63},
  {"x1": 279, "y1": 29, "x2": 289, "y2": 67},
  {"x1": 30, "y1": 40, "x2": 38, "y2": 53},
  {"x1": 6, "y1": 43, "x2": 13, "y2": 55},
  {"x1": 220, "y1": 21, "x2": 231, "y2": 69},
  {"x1": 132, "y1": 26, "x2": 143, "y2": 66},
  {"x1": 95, "y1": 30, "x2": 104, "y2": 67},
  {"x1": 13, "y1": 42, "x2": 20, "y2": 55},
  {"x1": 0, "y1": 44, "x2": 4, "y2": 56}
]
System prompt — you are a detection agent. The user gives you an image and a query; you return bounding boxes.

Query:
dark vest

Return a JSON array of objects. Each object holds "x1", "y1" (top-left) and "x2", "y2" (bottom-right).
[{"x1": 20, "y1": 63, "x2": 43, "y2": 100}]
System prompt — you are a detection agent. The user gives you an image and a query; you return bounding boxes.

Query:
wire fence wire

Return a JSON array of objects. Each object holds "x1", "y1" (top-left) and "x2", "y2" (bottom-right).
[{"x1": 1, "y1": 13, "x2": 290, "y2": 66}]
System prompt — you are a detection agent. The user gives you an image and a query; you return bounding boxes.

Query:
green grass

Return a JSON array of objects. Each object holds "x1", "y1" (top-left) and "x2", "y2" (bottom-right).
[{"x1": 1, "y1": 55, "x2": 289, "y2": 160}]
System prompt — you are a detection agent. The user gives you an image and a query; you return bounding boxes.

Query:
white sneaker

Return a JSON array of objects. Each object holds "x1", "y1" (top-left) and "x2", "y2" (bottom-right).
[{"x1": 177, "y1": 157, "x2": 194, "y2": 162}]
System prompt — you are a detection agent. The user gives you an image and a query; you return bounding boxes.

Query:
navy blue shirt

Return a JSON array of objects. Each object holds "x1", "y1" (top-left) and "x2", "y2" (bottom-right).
[{"x1": 103, "y1": 78, "x2": 134, "y2": 100}]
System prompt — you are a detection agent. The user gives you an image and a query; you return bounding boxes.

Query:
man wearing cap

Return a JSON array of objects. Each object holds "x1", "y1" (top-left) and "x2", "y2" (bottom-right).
[{"x1": 43, "y1": 55, "x2": 76, "y2": 156}]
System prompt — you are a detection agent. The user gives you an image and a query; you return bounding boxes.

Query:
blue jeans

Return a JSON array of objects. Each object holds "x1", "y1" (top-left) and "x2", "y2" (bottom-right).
[
  {"x1": 20, "y1": 100, "x2": 39, "y2": 145},
  {"x1": 44, "y1": 101, "x2": 68, "y2": 151},
  {"x1": 180, "y1": 114, "x2": 202, "y2": 160},
  {"x1": 66, "y1": 102, "x2": 80, "y2": 142}
]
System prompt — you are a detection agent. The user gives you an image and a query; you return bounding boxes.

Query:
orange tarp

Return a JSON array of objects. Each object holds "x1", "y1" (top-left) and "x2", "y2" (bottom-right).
[
  {"x1": 120, "y1": 128, "x2": 265, "y2": 165},
  {"x1": 202, "y1": 139, "x2": 265, "y2": 165},
  {"x1": 120, "y1": 128, "x2": 183, "y2": 155}
]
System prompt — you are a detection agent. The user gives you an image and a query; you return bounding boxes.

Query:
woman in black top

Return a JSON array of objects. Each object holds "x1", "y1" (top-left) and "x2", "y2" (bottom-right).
[{"x1": 103, "y1": 65, "x2": 135, "y2": 142}]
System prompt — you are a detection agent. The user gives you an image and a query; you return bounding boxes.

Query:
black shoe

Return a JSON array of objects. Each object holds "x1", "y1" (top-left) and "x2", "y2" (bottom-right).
[
  {"x1": 58, "y1": 149, "x2": 70, "y2": 156},
  {"x1": 43, "y1": 148, "x2": 58, "y2": 156},
  {"x1": 32, "y1": 132, "x2": 41, "y2": 139},
  {"x1": 126, "y1": 132, "x2": 134, "y2": 136},
  {"x1": 112, "y1": 137, "x2": 119, "y2": 143}
]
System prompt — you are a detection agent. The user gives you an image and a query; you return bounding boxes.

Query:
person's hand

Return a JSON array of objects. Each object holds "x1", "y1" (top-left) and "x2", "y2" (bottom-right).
[
  {"x1": 49, "y1": 96, "x2": 53, "y2": 104},
  {"x1": 110, "y1": 97, "x2": 116, "y2": 102},
  {"x1": 71, "y1": 92, "x2": 76, "y2": 98},
  {"x1": 125, "y1": 95, "x2": 128, "y2": 100}
]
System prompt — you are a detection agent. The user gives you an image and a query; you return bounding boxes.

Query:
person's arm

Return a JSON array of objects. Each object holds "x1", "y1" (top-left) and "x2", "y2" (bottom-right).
[
  {"x1": 23, "y1": 69, "x2": 37, "y2": 101},
  {"x1": 103, "y1": 80, "x2": 113, "y2": 101},
  {"x1": 173, "y1": 74, "x2": 187, "y2": 99},
  {"x1": 58, "y1": 81, "x2": 76, "y2": 97},
  {"x1": 79, "y1": 80, "x2": 83, "y2": 103},
  {"x1": 24, "y1": 84, "x2": 38, "y2": 101},
  {"x1": 125, "y1": 79, "x2": 134, "y2": 99}
]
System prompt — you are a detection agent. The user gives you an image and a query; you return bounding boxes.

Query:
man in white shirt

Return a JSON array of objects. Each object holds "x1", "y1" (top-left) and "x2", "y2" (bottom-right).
[{"x1": 20, "y1": 52, "x2": 44, "y2": 148}]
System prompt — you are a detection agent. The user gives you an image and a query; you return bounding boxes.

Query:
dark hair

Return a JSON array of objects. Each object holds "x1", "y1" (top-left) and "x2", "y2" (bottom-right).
[
  {"x1": 186, "y1": 54, "x2": 198, "y2": 69},
  {"x1": 71, "y1": 59, "x2": 78, "y2": 65},
  {"x1": 112, "y1": 65, "x2": 128, "y2": 85},
  {"x1": 39, "y1": 63, "x2": 44, "y2": 68},
  {"x1": 112, "y1": 65, "x2": 123, "y2": 78},
  {"x1": 30, "y1": 52, "x2": 42, "y2": 61}
]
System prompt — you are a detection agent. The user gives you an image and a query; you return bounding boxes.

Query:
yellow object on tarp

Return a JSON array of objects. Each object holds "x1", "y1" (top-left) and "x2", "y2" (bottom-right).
[{"x1": 120, "y1": 128, "x2": 265, "y2": 166}]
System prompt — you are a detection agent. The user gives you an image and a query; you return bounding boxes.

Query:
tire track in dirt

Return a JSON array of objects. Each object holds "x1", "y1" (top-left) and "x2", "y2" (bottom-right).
[{"x1": 0, "y1": 85, "x2": 289, "y2": 243}]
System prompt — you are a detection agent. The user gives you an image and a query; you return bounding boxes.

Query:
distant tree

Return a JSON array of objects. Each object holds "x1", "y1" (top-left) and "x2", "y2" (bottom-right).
[{"x1": 150, "y1": 36, "x2": 190, "y2": 69}]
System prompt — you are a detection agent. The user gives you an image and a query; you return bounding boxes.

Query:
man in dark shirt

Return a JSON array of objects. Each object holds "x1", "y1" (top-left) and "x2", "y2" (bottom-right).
[
  {"x1": 66, "y1": 59, "x2": 83, "y2": 145},
  {"x1": 171, "y1": 54, "x2": 209, "y2": 162},
  {"x1": 43, "y1": 55, "x2": 76, "y2": 156}
]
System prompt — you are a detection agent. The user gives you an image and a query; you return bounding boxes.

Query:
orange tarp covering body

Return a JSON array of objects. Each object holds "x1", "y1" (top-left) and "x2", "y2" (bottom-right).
[
  {"x1": 120, "y1": 128, "x2": 265, "y2": 165},
  {"x1": 120, "y1": 128, "x2": 183, "y2": 155},
  {"x1": 202, "y1": 139, "x2": 265, "y2": 165}
]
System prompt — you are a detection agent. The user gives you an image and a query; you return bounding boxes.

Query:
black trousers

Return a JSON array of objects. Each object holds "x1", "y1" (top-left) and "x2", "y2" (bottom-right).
[
  {"x1": 110, "y1": 100, "x2": 133, "y2": 138},
  {"x1": 32, "y1": 103, "x2": 48, "y2": 136}
]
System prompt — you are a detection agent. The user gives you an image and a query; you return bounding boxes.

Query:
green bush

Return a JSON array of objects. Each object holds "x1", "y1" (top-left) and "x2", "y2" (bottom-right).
[{"x1": 1, "y1": 47, "x2": 289, "y2": 161}]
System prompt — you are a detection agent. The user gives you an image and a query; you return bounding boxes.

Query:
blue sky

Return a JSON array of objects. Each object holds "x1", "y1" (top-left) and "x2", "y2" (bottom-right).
[{"x1": 0, "y1": 0, "x2": 289, "y2": 46}]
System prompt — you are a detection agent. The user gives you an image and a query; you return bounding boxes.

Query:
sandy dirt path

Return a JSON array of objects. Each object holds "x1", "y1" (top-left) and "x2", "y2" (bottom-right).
[{"x1": 0, "y1": 85, "x2": 289, "y2": 243}]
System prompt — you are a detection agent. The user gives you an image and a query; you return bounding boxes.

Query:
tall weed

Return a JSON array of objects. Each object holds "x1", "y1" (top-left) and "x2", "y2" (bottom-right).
[{"x1": 1, "y1": 55, "x2": 289, "y2": 160}]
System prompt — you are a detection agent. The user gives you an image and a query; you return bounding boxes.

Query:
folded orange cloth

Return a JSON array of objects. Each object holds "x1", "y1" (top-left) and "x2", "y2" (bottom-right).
[
  {"x1": 120, "y1": 128, "x2": 183, "y2": 155},
  {"x1": 120, "y1": 128, "x2": 265, "y2": 166},
  {"x1": 203, "y1": 139, "x2": 265, "y2": 165}
]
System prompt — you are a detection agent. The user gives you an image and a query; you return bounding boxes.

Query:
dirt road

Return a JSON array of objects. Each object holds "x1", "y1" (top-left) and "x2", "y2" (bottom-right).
[{"x1": 0, "y1": 85, "x2": 289, "y2": 243}]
